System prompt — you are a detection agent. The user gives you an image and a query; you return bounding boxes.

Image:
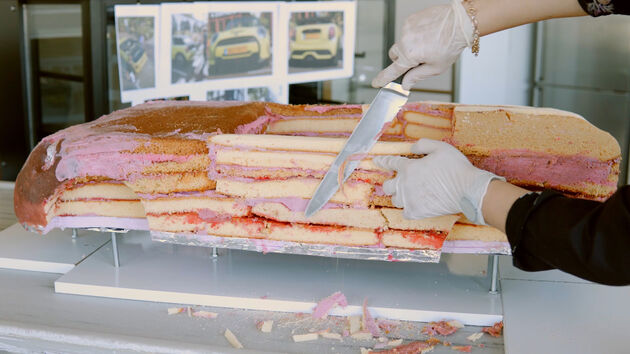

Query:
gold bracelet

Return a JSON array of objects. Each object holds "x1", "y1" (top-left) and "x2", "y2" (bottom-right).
[{"x1": 463, "y1": 0, "x2": 480, "y2": 56}]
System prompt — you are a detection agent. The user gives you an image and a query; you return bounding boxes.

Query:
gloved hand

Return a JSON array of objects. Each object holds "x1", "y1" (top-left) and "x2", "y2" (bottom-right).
[
  {"x1": 373, "y1": 139, "x2": 504, "y2": 225},
  {"x1": 372, "y1": 0, "x2": 473, "y2": 90}
]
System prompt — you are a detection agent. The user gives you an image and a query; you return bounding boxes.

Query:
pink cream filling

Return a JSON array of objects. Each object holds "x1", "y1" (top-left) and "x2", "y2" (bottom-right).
[
  {"x1": 56, "y1": 152, "x2": 194, "y2": 182},
  {"x1": 472, "y1": 150, "x2": 617, "y2": 187}
]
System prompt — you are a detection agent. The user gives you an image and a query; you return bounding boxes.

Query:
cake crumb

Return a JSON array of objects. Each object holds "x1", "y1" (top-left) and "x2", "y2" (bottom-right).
[
  {"x1": 466, "y1": 332, "x2": 484, "y2": 342},
  {"x1": 260, "y1": 320, "x2": 273, "y2": 333},
  {"x1": 452, "y1": 345, "x2": 472, "y2": 352},
  {"x1": 293, "y1": 333, "x2": 319, "y2": 342},
  {"x1": 224, "y1": 328, "x2": 244, "y2": 349},
  {"x1": 388, "y1": 339, "x2": 403, "y2": 347},
  {"x1": 192, "y1": 310, "x2": 218, "y2": 319},
  {"x1": 348, "y1": 315, "x2": 361, "y2": 334},
  {"x1": 482, "y1": 321, "x2": 504, "y2": 337},
  {"x1": 167, "y1": 307, "x2": 186, "y2": 315},
  {"x1": 312, "y1": 291, "x2": 348, "y2": 319},
  {"x1": 321, "y1": 332, "x2": 342, "y2": 341},
  {"x1": 351, "y1": 331, "x2": 373, "y2": 340}
]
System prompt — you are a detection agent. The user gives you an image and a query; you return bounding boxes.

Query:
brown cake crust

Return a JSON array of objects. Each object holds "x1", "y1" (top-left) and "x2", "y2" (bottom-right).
[{"x1": 14, "y1": 101, "x2": 267, "y2": 229}]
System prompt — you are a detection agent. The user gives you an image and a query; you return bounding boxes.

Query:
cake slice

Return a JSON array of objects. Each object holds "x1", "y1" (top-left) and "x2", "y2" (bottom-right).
[{"x1": 451, "y1": 105, "x2": 620, "y2": 200}]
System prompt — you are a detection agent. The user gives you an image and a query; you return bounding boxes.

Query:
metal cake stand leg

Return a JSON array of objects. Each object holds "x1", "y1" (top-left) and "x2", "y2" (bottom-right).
[
  {"x1": 71, "y1": 229, "x2": 77, "y2": 239},
  {"x1": 489, "y1": 254, "x2": 499, "y2": 294},
  {"x1": 111, "y1": 232, "x2": 120, "y2": 268},
  {"x1": 211, "y1": 247, "x2": 218, "y2": 260}
]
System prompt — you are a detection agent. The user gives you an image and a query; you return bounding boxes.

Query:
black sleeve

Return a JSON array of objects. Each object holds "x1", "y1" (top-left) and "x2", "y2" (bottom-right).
[
  {"x1": 578, "y1": 0, "x2": 630, "y2": 16},
  {"x1": 506, "y1": 186, "x2": 630, "y2": 286}
]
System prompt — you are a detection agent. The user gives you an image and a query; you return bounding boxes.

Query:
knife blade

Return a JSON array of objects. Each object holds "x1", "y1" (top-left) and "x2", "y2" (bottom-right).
[{"x1": 304, "y1": 82, "x2": 409, "y2": 217}]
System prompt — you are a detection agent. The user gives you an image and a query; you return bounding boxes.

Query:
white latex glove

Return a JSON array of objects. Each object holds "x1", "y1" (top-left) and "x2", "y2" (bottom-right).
[
  {"x1": 372, "y1": 0, "x2": 473, "y2": 90},
  {"x1": 373, "y1": 139, "x2": 504, "y2": 225}
]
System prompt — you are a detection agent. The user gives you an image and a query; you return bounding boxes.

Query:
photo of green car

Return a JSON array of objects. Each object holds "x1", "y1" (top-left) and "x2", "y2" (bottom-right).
[
  {"x1": 289, "y1": 12, "x2": 343, "y2": 71},
  {"x1": 208, "y1": 13, "x2": 272, "y2": 76}
]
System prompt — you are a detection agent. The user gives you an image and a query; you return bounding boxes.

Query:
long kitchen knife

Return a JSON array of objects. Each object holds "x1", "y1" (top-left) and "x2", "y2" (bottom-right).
[{"x1": 304, "y1": 82, "x2": 409, "y2": 217}]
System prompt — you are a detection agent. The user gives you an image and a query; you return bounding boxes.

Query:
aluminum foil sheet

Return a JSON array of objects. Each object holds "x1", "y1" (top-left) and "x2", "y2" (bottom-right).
[{"x1": 151, "y1": 231, "x2": 443, "y2": 263}]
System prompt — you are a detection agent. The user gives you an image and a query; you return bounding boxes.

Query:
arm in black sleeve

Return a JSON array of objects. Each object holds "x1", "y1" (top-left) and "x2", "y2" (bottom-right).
[
  {"x1": 578, "y1": 0, "x2": 630, "y2": 16},
  {"x1": 506, "y1": 186, "x2": 630, "y2": 285}
]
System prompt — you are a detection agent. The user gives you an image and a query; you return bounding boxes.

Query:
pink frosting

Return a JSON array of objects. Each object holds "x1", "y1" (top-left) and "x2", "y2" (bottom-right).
[
  {"x1": 312, "y1": 291, "x2": 348, "y2": 319},
  {"x1": 235, "y1": 115, "x2": 276, "y2": 134},
  {"x1": 472, "y1": 150, "x2": 617, "y2": 187},
  {"x1": 41, "y1": 216, "x2": 149, "y2": 234},
  {"x1": 362, "y1": 298, "x2": 382, "y2": 336},
  {"x1": 56, "y1": 152, "x2": 193, "y2": 181},
  {"x1": 304, "y1": 104, "x2": 362, "y2": 113}
]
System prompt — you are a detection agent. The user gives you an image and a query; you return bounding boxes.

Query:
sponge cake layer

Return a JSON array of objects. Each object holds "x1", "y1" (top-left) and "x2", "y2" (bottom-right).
[
  {"x1": 216, "y1": 178, "x2": 373, "y2": 206},
  {"x1": 125, "y1": 172, "x2": 216, "y2": 194},
  {"x1": 251, "y1": 202, "x2": 386, "y2": 229}
]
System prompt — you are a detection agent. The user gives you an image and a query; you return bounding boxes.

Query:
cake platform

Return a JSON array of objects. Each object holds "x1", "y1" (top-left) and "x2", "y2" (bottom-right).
[{"x1": 54, "y1": 229, "x2": 504, "y2": 326}]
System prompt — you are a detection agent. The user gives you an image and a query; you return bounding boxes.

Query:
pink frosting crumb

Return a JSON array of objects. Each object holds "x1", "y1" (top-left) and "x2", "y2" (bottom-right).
[{"x1": 312, "y1": 291, "x2": 348, "y2": 319}]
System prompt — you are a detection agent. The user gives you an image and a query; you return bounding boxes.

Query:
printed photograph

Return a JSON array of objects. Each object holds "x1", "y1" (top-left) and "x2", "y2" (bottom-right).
[
  {"x1": 117, "y1": 17, "x2": 156, "y2": 90},
  {"x1": 289, "y1": 11, "x2": 343, "y2": 73},
  {"x1": 207, "y1": 12, "x2": 273, "y2": 79},
  {"x1": 145, "y1": 95, "x2": 189, "y2": 102},
  {"x1": 171, "y1": 13, "x2": 207, "y2": 83},
  {"x1": 207, "y1": 86, "x2": 283, "y2": 103}
]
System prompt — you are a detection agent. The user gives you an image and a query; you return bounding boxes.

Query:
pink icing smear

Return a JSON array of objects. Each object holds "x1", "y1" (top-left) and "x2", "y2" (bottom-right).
[
  {"x1": 312, "y1": 291, "x2": 348, "y2": 319},
  {"x1": 362, "y1": 298, "x2": 382, "y2": 336},
  {"x1": 56, "y1": 152, "x2": 193, "y2": 182},
  {"x1": 472, "y1": 150, "x2": 618, "y2": 187}
]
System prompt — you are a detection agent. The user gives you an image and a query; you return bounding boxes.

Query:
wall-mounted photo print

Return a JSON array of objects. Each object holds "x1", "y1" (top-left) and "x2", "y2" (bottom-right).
[
  {"x1": 206, "y1": 85, "x2": 286, "y2": 103},
  {"x1": 117, "y1": 17, "x2": 155, "y2": 90},
  {"x1": 207, "y1": 11, "x2": 273, "y2": 79},
  {"x1": 171, "y1": 13, "x2": 207, "y2": 83},
  {"x1": 115, "y1": 5, "x2": 159, "y2": 103},
  {"x1": 284, "y1": 1, "x2": 356, "y2": 83},
  {"x1": 289, "y1": 11, "x2": 343, "y2": 72}
]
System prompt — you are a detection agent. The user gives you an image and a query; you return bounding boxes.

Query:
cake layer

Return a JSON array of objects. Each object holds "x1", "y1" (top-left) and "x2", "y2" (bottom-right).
[
  {"x1": 142, "y1": 195, "x2": 249, "y2": 217},
  {"x1": 381, "y1": 209, "x2": 459, "y2": 232},
  {"x1": 148, "y1": 213, "x2": 379, "y2": 246},
  {"x1": 266, "y1": 118, "x2": 361, "y2": 135},
  {"x1": 141, "y1": 154, "x2": 209, "y2": 174},
  {"x1": 215, "y1": 178, "x2": 373, "y2": 207},
  {"x1": 381, "y1": 230, "x2": 447, "y2": 250},
  {"x1": 266, "y1": 117, "x2": 405, "y2": 137},
  {"x1": 404, "y1": 124, "x2": 450, "y2": 140},
  {"x1": 125, "y1": 172, "x2": 216, "y2": 194},
  {"x1": 60, "y1": 182, "x2": 138, "y2": 201},
  {"x1": 251, "y1": 202, "x2": 386, "y2": 229},
  {"x1": 52, "y1": 200, "x2": 146, "y2": 220},
  {"x1": 446, "y1": 223, "x2": 508, "y2": 242},
  {"x1": 209, "y1": 134, "x2": 414, "y2": 155},
  {"x1": 402, "y1": 111, "x2": 452, "y2": 128},
  {"x1": 216, "y1": 165, "x2": 391, "y2": 185},
  {"x1": 452, "y1": 105, "x2": 620, "y2": 161},
  {"x1": 214, "y1": 149, "x2": 382, "y2": 172}
]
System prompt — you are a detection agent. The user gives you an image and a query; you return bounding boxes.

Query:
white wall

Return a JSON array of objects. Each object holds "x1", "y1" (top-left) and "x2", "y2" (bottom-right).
[{"x1": 457, "y1": 25, "x2": 534, "y2": 106}]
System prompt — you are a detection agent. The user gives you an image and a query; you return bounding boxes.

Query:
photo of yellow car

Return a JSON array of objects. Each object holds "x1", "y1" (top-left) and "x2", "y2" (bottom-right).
[
  {"x1": 209, "y1": 14, "x2": 271, "y2": 74},
  {"x1": 289, "y1": 14, "x2": 342, "y2": 68},
  {"x1": 119, "y1": 38, "x2": 148, "y2": 74}
]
